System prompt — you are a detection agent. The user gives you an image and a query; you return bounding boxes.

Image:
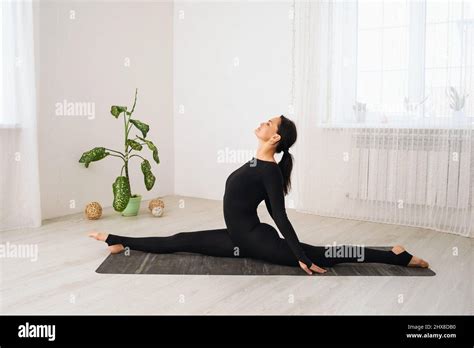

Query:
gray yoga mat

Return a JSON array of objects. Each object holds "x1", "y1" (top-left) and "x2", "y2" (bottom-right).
[{"x1": 95, "y1": 246, "x2": 436, "y2": 276}]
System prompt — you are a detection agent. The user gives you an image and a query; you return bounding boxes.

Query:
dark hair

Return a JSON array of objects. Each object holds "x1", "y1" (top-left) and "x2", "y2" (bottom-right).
[{"x1": 276, "y1": 115, "x2": 297, "y2": 196}]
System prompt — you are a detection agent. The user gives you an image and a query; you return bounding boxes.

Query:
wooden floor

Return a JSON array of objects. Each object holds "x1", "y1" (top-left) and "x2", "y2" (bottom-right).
[{"x1": 0, "y1": 195, "x2": 472, "y2": 314}]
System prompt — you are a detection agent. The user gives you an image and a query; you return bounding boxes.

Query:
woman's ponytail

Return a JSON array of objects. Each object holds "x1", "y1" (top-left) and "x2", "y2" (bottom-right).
[
  {"x1": 276, "y1": 115, "x2": 297, "y2": 196},
  {"x1": 278, "y1": 149, "x2": 293, "y2": 196}
]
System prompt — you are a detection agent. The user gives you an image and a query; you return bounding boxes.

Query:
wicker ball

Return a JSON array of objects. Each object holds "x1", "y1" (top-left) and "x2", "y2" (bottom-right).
[
  {"x1": 85, "y1": 201, "x2": 102, "y2": 220},
  {"x1": 151, "y1": 206, "x2": 164, "y2": 217},
  {"x1": 148, "y1": 198, "x2": 165, "y2": 212}
]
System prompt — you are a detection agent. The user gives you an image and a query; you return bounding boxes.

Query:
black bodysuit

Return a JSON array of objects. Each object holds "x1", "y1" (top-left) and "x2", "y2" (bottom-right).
[{"x1": 106, "y1": 157, "x2": 413, "y2": 269}]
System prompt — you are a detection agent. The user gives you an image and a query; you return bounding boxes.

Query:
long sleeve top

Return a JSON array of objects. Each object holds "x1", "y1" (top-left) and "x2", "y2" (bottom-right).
[{"x1": 223, "y1": 157, "x2": 313, "y2": 268}]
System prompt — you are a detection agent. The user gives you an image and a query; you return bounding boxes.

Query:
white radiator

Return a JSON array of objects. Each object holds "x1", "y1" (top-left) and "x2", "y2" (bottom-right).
[{"x1": 347, "y1": 129, "x2": 473, "y2": 209}]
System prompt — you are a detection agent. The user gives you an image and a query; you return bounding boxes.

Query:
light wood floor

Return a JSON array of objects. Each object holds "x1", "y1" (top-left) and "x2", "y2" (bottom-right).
[{"x1": 0, "y1": 195, "x2": 472, "y2": 315}]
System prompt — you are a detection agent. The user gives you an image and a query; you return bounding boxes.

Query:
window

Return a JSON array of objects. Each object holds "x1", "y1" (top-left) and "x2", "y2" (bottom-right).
[
  {"x1": 0, "y1": 1, "x2": 20, "y2": 128},
  {"x1": 424, "y1": 0, "x2": 473, "y2": 120},
  {"x1": 333, "y1": 0, "x2": 473, "y2": 129}
]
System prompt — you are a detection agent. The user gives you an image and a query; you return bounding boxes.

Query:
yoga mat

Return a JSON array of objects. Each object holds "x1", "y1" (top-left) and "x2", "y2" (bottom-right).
[{"x1": 95, "y1": 246, "x2": 436, "y2": 276}]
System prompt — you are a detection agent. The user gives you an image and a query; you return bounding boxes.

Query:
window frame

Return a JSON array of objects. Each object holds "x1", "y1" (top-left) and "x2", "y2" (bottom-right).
[{"x1": 324, "y1": 0, "x2": 473, "y2": 130}]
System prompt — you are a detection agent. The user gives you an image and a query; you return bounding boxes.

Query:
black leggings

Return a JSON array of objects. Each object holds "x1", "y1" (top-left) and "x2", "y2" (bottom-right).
[{"x1": 105, "y1": 222, "x2": 413, "y2": 268}]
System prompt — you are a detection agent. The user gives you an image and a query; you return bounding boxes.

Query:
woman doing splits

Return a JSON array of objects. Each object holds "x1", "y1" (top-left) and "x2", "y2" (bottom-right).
[{"x1": 89, "y1": 115, "x2": 429, "y2": 275}]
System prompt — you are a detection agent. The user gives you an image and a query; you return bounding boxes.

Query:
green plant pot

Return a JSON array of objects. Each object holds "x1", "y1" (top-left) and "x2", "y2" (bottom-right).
[{"x1": 121, "y1": 194, "x2": 142, "y2": 216}]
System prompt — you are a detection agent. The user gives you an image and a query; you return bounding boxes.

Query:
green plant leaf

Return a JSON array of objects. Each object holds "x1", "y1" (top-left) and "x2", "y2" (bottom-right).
[
  {"x1": 110, "y1": 105, "x2": 127, "y2": 118},
  {"x1": 137, "y1": 135, "x2": 160, "y2": 165},
  {"x1": 140, "y1": 159, "x2": 156, "y2": 191},
  {"x1": 112, "y1": 176, "x2": 131, "y2": 212},
  {"x1": 126, "y1": 139, "x2": 143, "y2": 151},
  {"x1": 126, "y1": 88, "x2": 138, "y2": 116},
  {"x1": 78, "y1": 147, "x2": 109, "y2": 168},
  {"x1": 129, "y1": 119, "x2": 149, "y2": 138}
]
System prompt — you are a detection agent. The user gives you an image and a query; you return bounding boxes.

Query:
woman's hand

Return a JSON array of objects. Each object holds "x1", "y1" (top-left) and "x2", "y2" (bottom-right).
[{"x1": 299, "y1": 261, "x2": 328, "y2": 275}]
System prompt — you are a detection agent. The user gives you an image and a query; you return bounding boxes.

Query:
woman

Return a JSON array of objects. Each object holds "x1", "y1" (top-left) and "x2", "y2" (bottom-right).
[{"x1": 89, "y1": 115, "x2": 429, "y2": 275}]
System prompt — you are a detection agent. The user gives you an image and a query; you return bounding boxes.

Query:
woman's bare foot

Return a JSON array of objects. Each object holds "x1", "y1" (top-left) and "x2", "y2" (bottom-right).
[
  {"x1": 88, "y1": 231, "x2": 125, "y2": 254},
  {"x1": 108, "y1": 244, "x2": 125, "y2": 254},
  {"x1": 391, "y1": 245, "x2": 429, "y2": 268},
  {"x1": 88, "y1": 231, "x2": 108, "y2": 242}
]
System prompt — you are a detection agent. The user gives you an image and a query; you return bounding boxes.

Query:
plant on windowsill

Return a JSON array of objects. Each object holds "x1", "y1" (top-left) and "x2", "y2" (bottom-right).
[
  {"x1": 447, "y1": 86, "x2": 470, "y2": 124},
  {"x1": 352, "y1": 101, "x2": 367, "y2": 123},
  {"x1": 403, "y1": 96, "x2": 429, "y2": 114},
  {"x1": 78, "y1": 89, "x2": 160, "y2": 216}
]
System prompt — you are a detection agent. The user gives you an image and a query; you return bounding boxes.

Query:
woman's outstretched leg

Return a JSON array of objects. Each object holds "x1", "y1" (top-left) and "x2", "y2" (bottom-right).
[
  {"x1": 300, "y1": 243, "x2": 429, "y2": 268},
  {"x1": 231, "y1": 223, "x2": 428, "y2": 269},
  {"x1": 90, "y1": 228, "x2": 239, "y2": 258}
]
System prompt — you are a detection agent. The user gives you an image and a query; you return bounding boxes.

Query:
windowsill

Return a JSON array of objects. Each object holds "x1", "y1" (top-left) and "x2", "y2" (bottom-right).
[{"x1": 0, "y1": 123, "x2": 22, "y2": 129}]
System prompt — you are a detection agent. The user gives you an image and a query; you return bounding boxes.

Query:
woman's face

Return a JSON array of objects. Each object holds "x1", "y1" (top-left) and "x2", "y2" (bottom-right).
[{"x1": 254, "y1": 116, "x2": 281, "y2": 143}]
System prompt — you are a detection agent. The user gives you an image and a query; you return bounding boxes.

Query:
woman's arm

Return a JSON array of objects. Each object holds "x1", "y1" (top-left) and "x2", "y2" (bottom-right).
[
  {"x1": 264, "y1": 195, "x2": 273, "y2": 218},
  {"x1": 262, "y1": 166, "x2": 313, "y2": 268}
]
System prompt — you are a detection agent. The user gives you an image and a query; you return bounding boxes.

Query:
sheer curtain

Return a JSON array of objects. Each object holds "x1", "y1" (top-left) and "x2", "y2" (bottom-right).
[
  {"x1": 291, "y1": 0, "x2": 473, "y2": 238},
  {"x1": 0, "y1": 0, "x2": 42, "y2": 231}
]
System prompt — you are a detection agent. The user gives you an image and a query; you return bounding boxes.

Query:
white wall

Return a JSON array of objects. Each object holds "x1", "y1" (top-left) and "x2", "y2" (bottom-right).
[
  {"x1": 173, "y1": 1, "x2": 295, "y2": 204},
  {"x1": 35, "y1": 0, "x2": 174, "y2": 219},
  {"x1": 35, "y1": 0, "x2": 297, "y2": 220}
]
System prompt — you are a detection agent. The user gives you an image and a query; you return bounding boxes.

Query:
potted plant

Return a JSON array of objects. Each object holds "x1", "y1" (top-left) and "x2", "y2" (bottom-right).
[
  {"x1": 447, "y1": 86, "x2": 469, "y2": 124},
  {"x1": 78, "y1": 89, "x2": 160, "y2": 216},
  {"x1": 352, "y1": 101, "x2": 367, "y2": 123}
]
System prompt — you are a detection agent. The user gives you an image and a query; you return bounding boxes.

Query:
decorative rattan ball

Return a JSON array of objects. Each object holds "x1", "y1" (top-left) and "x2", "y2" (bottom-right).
[
  {"x1": 85, "y1": 202, "x2": 102, "y2": 220},
  {"x1": 151, "y1": 206, "x2": 164, "y2": 217},
  {"x1": 148, "y1": 198, "x2": 165, "y2": 212}
]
